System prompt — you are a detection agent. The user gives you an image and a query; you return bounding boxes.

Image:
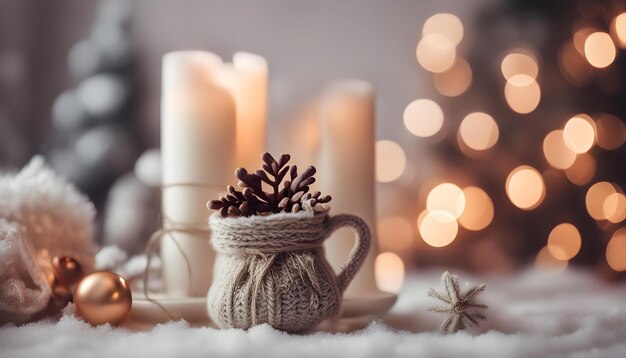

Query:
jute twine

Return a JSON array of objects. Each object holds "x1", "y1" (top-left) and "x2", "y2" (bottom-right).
[{"x1": 142, "y1": 183, "x2": 217, "y2": 320}]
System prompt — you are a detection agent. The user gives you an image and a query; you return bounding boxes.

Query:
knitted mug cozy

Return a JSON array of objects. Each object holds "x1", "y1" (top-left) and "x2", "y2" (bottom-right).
[{"x1": 207, "y1": 200, "x2": 371, "y2": 333}]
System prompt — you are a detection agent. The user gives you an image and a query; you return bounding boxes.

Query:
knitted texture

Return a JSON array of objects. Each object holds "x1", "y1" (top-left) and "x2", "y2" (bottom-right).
[{"x1": 207, "y1": 201, "x2": 371, "y2": 333}]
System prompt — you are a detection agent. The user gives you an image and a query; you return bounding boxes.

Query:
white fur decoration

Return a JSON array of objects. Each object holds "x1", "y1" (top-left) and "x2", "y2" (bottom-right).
[{"x1": 0, "y1": 156, "x2": 96, "y2": 324}]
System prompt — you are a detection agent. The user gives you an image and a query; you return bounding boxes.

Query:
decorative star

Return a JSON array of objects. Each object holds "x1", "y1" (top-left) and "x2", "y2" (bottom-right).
[{"x1": 428, "y1": 271, "x2": 488, "y2": 334}]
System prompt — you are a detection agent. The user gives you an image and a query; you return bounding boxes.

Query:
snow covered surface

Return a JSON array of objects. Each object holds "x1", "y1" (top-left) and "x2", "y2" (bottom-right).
[{"x1": 1, "y1": 268, "x2": 626, "y2": 358}]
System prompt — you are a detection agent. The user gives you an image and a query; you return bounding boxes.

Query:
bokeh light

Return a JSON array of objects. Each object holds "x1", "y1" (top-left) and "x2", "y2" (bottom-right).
[
  {"x1": 376, "y1": 140, "x2": 406, "y2": 183},
  {"x1": 422, "y1": 13, "x2": 464, "y2": 46},
  {"x1": 52, "y1": 90, "x2": 87, "y2": 131},
  {"x1": 416, "y1": 209, "x2": 428, "y2": 231},
  {"x1": 375, "y1": 252, "x2": 405, "y2": 293},
  {"x1": 419, "y1": 210, "x2": 458, "y2": 247},
  {"x1": 416, "y1": 33, "x2": 456, "y2": 73},
  {"x1": 458, "y1": 186, "x2": 494, "y2": 231},
  {"x1": 535, "y1": 246, "x2": 568, "y2": 274},
  {"x1": 584, "y1": 32, "x2": 616, "y2": 68},
  {"x1": 459, "y1": 112, "x2": 499, "y2": 151},
  {"x1": 543, "y1": 130, "x2": 577, "y2": 169},
  {"x1": 504, "y1": 77, "x2": 541, "y2": 114},
  {"x1": 603, "y1": 192, "x2": 626, "y2": 224},
  {"x1": 501, "y1": 49, "x2": 539, "y2": 85},
  {"x1": 606, "y1": 227, "x2": 626, "y2": 272},
  {"x1": 611, "y1": 13, "x2": 626, "y2": 49},
  {"x1": 403, "y1": 99, "x2": 444, "y2": 137},
  {"x1": 558, "y1": 39, "x2": 592, "y2": 86},
  {"x1": 547, "y1": 223, "x2": 582, "y2": 261},
  {"x1": 564, "y1": 153, "x2": 596, "y2": 186},
  {"x1": 134, "y1": 149, "x2": 161, "y2": 187},
  {"x1": 586, "y1": 182, "x2": 619, "y2": 220},
  {"x1": 427, "y1": 183, "x2": 465, "y2": 218},
  {"x1": 563, "y1": 114, "x2": 596, "y2": 154},
  {"x1": 433, "y1": 57, "x2": 472, "y2": 97},
  {"x1": 594, "y1": 113, "x2": 626, "y2": 150},
  {"x1": 574, "y1": 27, "x2": 596, "y2": 55},
  {"x1": 77, "y1": 74, "x2": 128, "y2": 117},
  {"x1": 378, "y1": 216, "x2": 414, "y2": 251},
  {"x1": 506, "y1": 166, "x2": 545, "y2": 210}
]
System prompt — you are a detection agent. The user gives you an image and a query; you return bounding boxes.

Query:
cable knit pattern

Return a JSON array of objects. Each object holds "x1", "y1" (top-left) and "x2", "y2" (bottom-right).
[{"x1": 207, "y1": 201, "x2": 371, "y2": 333}]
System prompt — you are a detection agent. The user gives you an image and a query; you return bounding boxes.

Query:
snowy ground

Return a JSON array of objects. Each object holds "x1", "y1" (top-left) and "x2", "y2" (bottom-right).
[{"x1": 1, "y1": 268, "x2": 626, "y2": 358}]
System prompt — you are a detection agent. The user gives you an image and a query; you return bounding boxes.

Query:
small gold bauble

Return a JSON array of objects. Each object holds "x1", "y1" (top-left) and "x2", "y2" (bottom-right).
[
  {"x1": 74, "y1": 271, "x2": 132, "y2": 326},
  {"x1": 52, "y1": 256, "x2": 84, "y2": 291}
]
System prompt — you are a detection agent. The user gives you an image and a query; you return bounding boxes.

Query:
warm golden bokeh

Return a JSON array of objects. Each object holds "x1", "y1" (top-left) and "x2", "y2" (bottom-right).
[
  {"x1": 594, "y1": 113, "x2": 626, "y2": 150},
  {"x1": 603, "y1": 192, "x2": 626, "y2": 224},
  {"x1": 606, "y1": 227, "x2": 626, "y2": 272},
  {"x1": 563, "y1": 114, "x2": 596, "y2": 154},
  {"x1": 535, "y1": 246, "x2": 568, "y2": 274},
  {"x1": 419, "y1": 210, "x2": 458, "y2": 247},
  {"x1": 611, "y1": 13, "x2": 626, "y2": 49},
  {"x1": 558, "y1": 39, "x2": 592, "y2": 86},
  {"x1": 543, "y1": 130, "x2": 577, "y2": 169},
  {"x1": 573, "y1": 27, "x2": 596, "y2": 55},
  {"x1": 458, "y1": 186, "x2": 494, "y2": 231},
  {"x1": 572, "y1": 27, "x2": 598, "y2": 56},
  {"x1": 564, "y1": 152, "x2": 596, "y2": 186},
  {"x1": 459, "y1": 112, "x2": 499, "y2": 151},
  {"x1": 403, "y1": 99, "x2": 444, "y2": 137},
  {"x1": 506, "y1": 166, "x2": 546, "y2": 210},
  {"x1": 416, "y1": 33, "x2": 456, "y2": 73},
  {"x1": 422, "y1": 13, "x2": 464, "y2": 46},
  {"x1": 375, "y1": 140, "x2": 406, "y2": 183},
  {"x1": 378, "y1": 215, "x2": 414, "y2": 251},
  {"x1": 584, "y1": 31, "x2": 616, "y2": 68},
  {"x1": 427, "y1": 183, "x2": 465, "y2": 218},
  {"x1": 375, "y1": 252, "x2": 405, "y2": 293},
  {"x1": 433, "y1": 58, "x2": 472, "y2": 97},
  {"x1": 547, "y1": 223, "x2": 582, "y2": 261},
  {"x1": 501, "y1": 50, "x2": 539, "y2": 85},
  {"x1": 504, "y1": 77, "x2": 541, "y2": 114},
  {"x1": 585, "y1": 182, "x2": 619, "y2": 220},
  {"x1": 416, "y1": 209, "x2": 428, "y2": 229},
  {"x1": 456, "y1": 129, "x2": 477, "y2": 158}
]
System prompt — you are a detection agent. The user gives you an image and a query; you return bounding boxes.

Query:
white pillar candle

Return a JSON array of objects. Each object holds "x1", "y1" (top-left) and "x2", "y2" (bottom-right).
[
  {"x1": 160, "y1": 51, "x2": 236, "y2": 297},
  {"x1": 217, "y1": 52, "x2": 268, "y2": 170},
  {"x1": 319, "y1": 80, "x2": 380, "y2": 295}
]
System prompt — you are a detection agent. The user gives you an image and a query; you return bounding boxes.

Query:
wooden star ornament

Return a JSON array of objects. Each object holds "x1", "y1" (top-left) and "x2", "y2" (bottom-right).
[{"x1": 428, "y1": 271, "x2": 488, "y2": 334}]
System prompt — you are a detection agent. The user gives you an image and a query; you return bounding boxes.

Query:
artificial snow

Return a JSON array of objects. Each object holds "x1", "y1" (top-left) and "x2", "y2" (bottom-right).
[{"x1": 1, "y1": 268, "x2": 625, "y2": 358}]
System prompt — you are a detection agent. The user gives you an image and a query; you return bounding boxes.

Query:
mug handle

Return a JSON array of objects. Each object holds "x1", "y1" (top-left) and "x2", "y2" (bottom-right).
[{"x1": 322, "y1": 214, "x2": 372, "y2": 293}]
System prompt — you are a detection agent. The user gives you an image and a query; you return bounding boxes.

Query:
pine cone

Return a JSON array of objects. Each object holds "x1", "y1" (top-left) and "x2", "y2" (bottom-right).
[{"x1": 208, "y1": 152, "x2": 332, "y2": 217}]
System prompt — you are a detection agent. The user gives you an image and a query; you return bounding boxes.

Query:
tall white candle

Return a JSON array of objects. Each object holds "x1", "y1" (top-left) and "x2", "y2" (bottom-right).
[
  {"x1": 217, "y1": 52, "x2": 268, "y2": 170},
  {"x1": 319, "y1": 80, "x2": 380, "y2": 295},
  {"x1": 160, "y1": 51, "x2": 236, "y2": 297}
]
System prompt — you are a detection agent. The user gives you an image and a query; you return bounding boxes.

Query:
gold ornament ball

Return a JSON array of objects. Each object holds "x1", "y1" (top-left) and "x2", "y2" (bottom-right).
[
  {"x1": 52, "y1": 256, "x2": 84, "y2": 291},
  {"x1": 74, "y1": 271, "x2": 132, "y2": 326}
]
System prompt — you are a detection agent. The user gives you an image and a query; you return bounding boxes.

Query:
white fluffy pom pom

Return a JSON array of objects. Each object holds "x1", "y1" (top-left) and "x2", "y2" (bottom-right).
[{"x1": 0, "y1": 156, "x2": 96, "y2": 323}]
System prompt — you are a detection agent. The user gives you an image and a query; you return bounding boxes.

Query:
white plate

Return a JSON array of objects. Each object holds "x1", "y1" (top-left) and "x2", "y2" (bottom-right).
[
  {"x1": 340, "y1": 291, "x2": 398, "y2": 318},
  {"x1": 129, "y1": 293, "x2": 209, "y2": 325},
  {"x1": 315, "y1": 291, "x2": 398, "y2": 332},
  {"x1": 128, "y1": 290, "x2": 397, "y2": 330}
]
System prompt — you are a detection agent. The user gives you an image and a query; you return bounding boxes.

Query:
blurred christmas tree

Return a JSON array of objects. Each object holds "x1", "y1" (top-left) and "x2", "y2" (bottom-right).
[
  {"x1": 47, "y1": 0, "x2": 139, "y2": 207},
  {"x1": 390, "y1": 0, "x2": 626, "y2": 277},
  {"x1": 46, "y1": 0, "x2": 159, "y2": 249}
]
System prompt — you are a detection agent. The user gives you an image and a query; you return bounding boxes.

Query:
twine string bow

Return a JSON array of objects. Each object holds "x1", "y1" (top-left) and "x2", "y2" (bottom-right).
[{"x1": 142, "y1": 183, "x2": 219, "y2": 320}]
